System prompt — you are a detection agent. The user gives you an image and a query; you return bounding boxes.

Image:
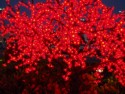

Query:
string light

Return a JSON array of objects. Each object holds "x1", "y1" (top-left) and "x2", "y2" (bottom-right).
[{"x1": 0, "y1": 0, "x2": 125, "y2": 86}]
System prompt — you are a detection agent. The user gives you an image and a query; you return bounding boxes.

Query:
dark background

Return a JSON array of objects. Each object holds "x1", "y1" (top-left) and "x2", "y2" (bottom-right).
[{"x1": 0, "y1": 0, "x2": 125, "y2": 13}]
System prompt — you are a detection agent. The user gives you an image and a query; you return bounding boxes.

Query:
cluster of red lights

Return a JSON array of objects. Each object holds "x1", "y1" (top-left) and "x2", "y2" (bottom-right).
[{"x1": 0, "y1": 0, "x2": 125, "y2": 86}]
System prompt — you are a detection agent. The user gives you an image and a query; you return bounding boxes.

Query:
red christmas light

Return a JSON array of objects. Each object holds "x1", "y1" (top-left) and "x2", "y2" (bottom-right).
[{"x1": 0, "y1": 0, "x2": 125, "y2": 86}]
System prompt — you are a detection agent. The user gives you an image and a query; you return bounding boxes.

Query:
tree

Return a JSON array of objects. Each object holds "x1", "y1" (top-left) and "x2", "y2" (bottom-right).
[{"x1": 0, "y1": 0, "x2": 125, "y2": 93}]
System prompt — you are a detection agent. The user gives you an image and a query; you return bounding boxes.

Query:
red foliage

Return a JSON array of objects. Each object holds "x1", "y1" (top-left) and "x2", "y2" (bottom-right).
[{"x1": 0, "y1": 0, "x2": 125, "y2": 87}]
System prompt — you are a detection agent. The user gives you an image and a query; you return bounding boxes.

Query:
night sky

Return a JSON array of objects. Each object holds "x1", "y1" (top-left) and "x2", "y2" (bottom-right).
[{"x1": 0, "y1": 0, "x2": 125, "y2": 13}]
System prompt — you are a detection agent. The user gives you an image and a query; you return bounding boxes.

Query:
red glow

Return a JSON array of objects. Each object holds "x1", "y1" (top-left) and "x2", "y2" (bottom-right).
[{"x1": 0, "y1": 0, "x2": 125, "y2": 86}]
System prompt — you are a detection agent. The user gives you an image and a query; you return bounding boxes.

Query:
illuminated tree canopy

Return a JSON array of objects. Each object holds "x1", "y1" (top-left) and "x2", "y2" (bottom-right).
[{"x1": 0, "y1": 0, "x2": 125, "y2": 86}]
